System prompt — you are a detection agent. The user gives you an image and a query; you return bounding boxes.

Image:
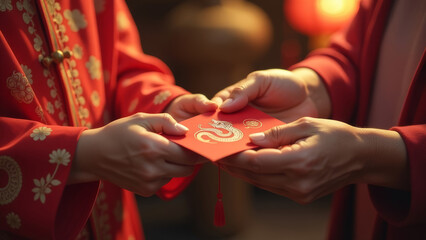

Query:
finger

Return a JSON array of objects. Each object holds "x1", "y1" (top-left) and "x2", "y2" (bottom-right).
[
  {"x1": 182, "y1": 94, "x2": 218, "y2": 114},
  {"x1": 136, "y1": 113, "x2": 189, "y2": 135},
  {"x1": 249, "y1": 117, "x2": 315, "y2": 148},
  {"x1": 219, "y1": 77, "x2": 261, "y2": 112},
  {"x1": 161, "y1": 162, "x2": 195, "y2": 178}
]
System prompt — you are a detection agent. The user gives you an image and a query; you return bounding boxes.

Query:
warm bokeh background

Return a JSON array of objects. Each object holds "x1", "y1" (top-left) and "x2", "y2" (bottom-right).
[{"x1": 125, "y1": 0, "x2": 358, "y2": 239}]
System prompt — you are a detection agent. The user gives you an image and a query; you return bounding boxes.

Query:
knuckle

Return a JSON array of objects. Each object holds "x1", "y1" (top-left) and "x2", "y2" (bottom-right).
[
  {"x1": 247, "y1": 157, "x2": 262, "y2": 173},
  {"x1": 160, "y1": 113, "x2": 173, "y2": 122}
]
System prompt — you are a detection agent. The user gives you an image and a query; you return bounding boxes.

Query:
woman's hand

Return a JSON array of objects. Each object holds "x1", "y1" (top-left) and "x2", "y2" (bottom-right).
[
  {"x1": 219, "y1": 117, "x2": 408, "y2": 203},
  {"x1": 70, "y1": 113, "x2": 208, "y2": 197}
]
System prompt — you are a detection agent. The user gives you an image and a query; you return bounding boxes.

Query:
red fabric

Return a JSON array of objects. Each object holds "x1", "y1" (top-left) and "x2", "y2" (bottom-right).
[
  {"x1": 0, "y1": 0, "x2": 195, "y2": 239},
  {"x1": 291, "y1": 0, "x2": 426, "y2": 239}
]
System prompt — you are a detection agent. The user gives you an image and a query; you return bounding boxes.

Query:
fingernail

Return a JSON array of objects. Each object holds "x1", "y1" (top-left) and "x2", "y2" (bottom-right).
[
  {"x1": 175, "y1": 123, "x2": 189, "y2": 132},
  {"x1": 220, "y1": 98, "x2": 233, "y2": 108},
  {"x1": 249, "y1": 132, "x2": 265, "y2": 141}
]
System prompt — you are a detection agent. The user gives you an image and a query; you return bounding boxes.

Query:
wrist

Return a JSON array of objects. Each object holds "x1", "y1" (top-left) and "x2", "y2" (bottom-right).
[
  {"x1": 357, "y1": 128, "x2": 409, "y2": 190},
  {"x1": 292, "y1": 68, "x2": 331, "y2": 118},
  {"x1": 67, "y1": 129, "x2": 100, "y2": 184}
]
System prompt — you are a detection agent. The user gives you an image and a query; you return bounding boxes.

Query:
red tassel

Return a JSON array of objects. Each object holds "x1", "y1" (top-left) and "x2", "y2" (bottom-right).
[{"x1": 214, "y1": 166, "x2": 225, "y2": 227}]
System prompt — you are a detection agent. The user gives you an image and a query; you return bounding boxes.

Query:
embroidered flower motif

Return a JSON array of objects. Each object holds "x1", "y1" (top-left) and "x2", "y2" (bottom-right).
[
  {"x1": 30, "y1": 127, "x2": 52, "y2": 141},
  {"x1": 94, "y1": 0, "x2": 105, "y2": 13},
  {"x1": 85, "y1": 56, "x2": 101, "y2": 80},
  {"x1": 48, "y1": 149, "x2": 70, "y2": 166},
  {"x1": 46, "y1": 101, "x2": 54, "y2": 114},
  {"x1": 63, "y1": 9, "x2": 87, "y2": 32},
  {"x1": 33, "y1": 35, "x2": 42, "y2": 52},
  {"x1": 21, "y1": 64, "x2": 33, "y2": 84},
  {"x1": 116, "y1": 11, "x2": 130, "y2": 31},
  {"x1": 0, "y1": 0, "x2": 12, "y2": 12},
  {"x1": 153, "y1": 90, "x2": 171, "y2": 105},
  {"x1": 72, "y1": 44, "x2": 83, "y2": 59},
  {"x1": 6, "y1": 212, "x2": 21, "y2": 229},
  {"x1": 32, "y1": 149, "x2": 65, "y2": 204},
  {"x1": 91, "y1": 91, "x2": 100, "y2": 107},
  {"x1": 32, "y1": 177, "x2": 51, "y2": 204},
  {"x1": 6, "y1": 71, "x2": 34, "y2": 104}
]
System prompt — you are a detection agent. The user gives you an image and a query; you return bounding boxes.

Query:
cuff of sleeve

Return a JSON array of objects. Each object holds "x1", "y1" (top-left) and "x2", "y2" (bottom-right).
[
  {"x1": 157, "y1": 165, "x2": 202, "y2": 200},
  {"x1": 368, "y1": 125, "x2": 426, "y2": 226},
  {"x1": 289, "y1": 51, "x2": 357, "y2": 122}
]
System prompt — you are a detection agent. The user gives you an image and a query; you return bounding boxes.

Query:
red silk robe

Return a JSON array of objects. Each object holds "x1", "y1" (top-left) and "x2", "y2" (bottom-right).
[
  {"x1": 0, "y1": 0, "x2": 198, "y2": 239},
  {"x1": 292, "y1": 0, "x2": 426, "y2": 238}
]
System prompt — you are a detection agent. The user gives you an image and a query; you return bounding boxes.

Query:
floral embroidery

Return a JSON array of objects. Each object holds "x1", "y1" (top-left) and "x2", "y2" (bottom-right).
[
  {"x1": 17, "y1": 0, "x2": 68, "y2": 124},
  {"x1": 73, "y1": 44, "x2": 83, "y2": 59},
  {"x1": 6, "y1": 71, "x2": 34, "y2": 104},
  {"x1": 0, "y1": 156, "x2": 22, "y2": 205},
  {"x1": 32, "y1": 149, "x2": 69, "y2": 204},
  {"x1": 0, "y1": 0, "x2": 12, "y2": 12},
  {"x1": 21, "y1": 64, "x2": 33, "y2": 84},
  {"x1": 86, "y1": 56, "x2": 101, "y2": 80},
  {"x1": 94, "y1": 183, "x2": 112, "y2": 240},
  {"x1": 64, "y1": 9, "x2": 87, "y2": 32},
  {"x1": 94, "y1": 0, "x2": 105, "y2": 13},
  {"x1": 91, "y1": 91, "x2": 100, "y2": 107},
  {"x1": 46, "y1": 101, "x2": 54, "y2": 114},
  {"x1": 30, "y1": 126, "x2": 52, "y2": 141},
  {"x1": 153, "y1": 90, "x2": 171, "y2": 105},
  {"x1": 116, "y1": 11, "x2": 130, "y2": 31},
  {"x1": 6, "y1": 212, "x2": 21, "y2": 230},
  {"x1": 49, "y1": 149, "x2": 71, "y2": 166}
]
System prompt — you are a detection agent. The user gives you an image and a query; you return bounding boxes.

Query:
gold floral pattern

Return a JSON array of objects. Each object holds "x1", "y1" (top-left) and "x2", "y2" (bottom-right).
[
  {"x1": 17, "y1": 0, "x2": 68, "y2": 124},
  {"x1": 63, "y1": 9, "x2": 87, "y2": 32},
  {"x1": 116, "y1": 11, "x2": 130, "y2": 31},
  {"x1": 6, "y1": 212, "x2": 21, "y2": 230},
  {"x1": 91, "y1": 91, "x2": 100, "y2": 107},
  {"x1": 0, "y1": 0, "x2": 12, "y2": 12},
  {"x1": 94, "y1": 183, "x2": 112, "y2": 240},
  {"x1": 32, "y1": 149, "x2": 69, "y2": 204},
  {"x1": 6, "y1": 71, "x2": 34, "y2": 104},
  {"x1": 153, "y1": 90, "x2": 171, "y2": 105},
  {"x1": 0, "y1": 156, "x2": 22, "y2": 205},
  {"x1": 86, "y1": 56, "x2": 101, "y2": 80},
  {"x1": 21, "y1": 64, "x2": 33, "y2": 84},
  {"x1": 73, "y1": 44, "x2": 83, "y2": 59},
  {"x1": 30, "y1": 126, "x2": 52, "y2": 141}
]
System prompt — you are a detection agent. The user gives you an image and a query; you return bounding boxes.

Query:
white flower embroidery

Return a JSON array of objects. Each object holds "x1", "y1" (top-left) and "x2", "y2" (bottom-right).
[
  {"x1": 72, "y1": 44, "x2": 83, "y2": 59},
  {"x1": 48, "y1": 149, "x2": 70, "y2": 166},
  {"x1": 32, "y1": 177, "x2": 51, "y2": 204},
  {"x1": 0, "y1": 0, "x2": 12, "y2": 12},
  {"x1": 128, "y1": 98, "x2": 138, "y2": 113},
  {"x1": 153, "y1": 90, "x2": 171, "y2": 105},
  {"x1": 85, "y1": 56, "x2": 101, "y2": 80},
  {"x1": 30, "y1": 127, "x2": 52, "y2": 141},
  {"x1": 32, "y1": 149, "x2": 65, "y2": 204},
  {"x1": 91, "y1": 91, "x2": 100, "y2": 107},
  {"x1": 116, "y1": 11, "x2": 130, "y2": 31},
  {"x1": 63, "y1": 9, "x2": 87, "y2": 32},
  {"x1": 6, "y1": 71, "x2": 34, "y2": 104},
  {"x1": 33, "y1": 35, "x2": 42, "y2": 52},
  {"x1": 21, "y1": 64, "x2": 33, "y2": 84},
  {"x1": 46, "y1": 101, "x2": 54, "y2": 114},
  {"x1": 6, "y1": 212, "x2": 21, "y2": 229}
]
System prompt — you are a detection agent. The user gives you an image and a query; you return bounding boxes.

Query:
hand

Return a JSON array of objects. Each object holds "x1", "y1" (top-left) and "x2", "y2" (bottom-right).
[
  {"x1": 70, "y1": 113, "x2": 208, "y2": 197},
  {"x1": 219, "y1": 117, "x2": 408, "y2": 204},
  {"x1": 165, "y1": 94, "x2": 218, "y2": 122},
  {"x1": 212, "y1": 68, "x2": 331, "y2": 123}
]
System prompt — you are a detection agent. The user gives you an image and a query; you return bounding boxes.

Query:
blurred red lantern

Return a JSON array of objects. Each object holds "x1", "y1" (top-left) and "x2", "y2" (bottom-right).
[{"x1": 284, "y1": 0, "x2": 360, "y2": 36}]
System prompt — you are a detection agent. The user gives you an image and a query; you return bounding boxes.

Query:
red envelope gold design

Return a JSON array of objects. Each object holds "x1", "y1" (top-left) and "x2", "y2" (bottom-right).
[{"x1": 164, "y1": 106, "x2": 285, "y2": 161}]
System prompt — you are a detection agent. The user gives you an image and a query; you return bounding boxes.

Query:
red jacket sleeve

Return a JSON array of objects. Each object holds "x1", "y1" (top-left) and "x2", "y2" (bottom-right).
[{"x1": 0, "y1": 117, "x2": 99, "y2": 239}]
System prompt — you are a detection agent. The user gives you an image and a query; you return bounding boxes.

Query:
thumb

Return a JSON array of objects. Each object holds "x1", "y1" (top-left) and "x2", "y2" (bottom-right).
[
  {"x1": 249, "y1": 121, "x2": 309, "y2": 148},
  {"x1": 140, "y1": 113, "x2": 189, "y2": 136}
]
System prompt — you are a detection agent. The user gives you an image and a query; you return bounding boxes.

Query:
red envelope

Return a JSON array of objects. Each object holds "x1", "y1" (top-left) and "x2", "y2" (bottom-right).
[{"x1": 164, "y1": 106, "x2": 285, "y2": 161}]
